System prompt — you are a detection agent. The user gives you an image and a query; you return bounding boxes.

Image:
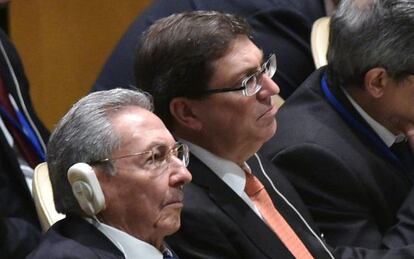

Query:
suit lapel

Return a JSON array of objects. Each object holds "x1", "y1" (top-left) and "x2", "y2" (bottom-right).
[
  {"x1": 58, "y1": 216, "x2": 125, "y2": 258},
  {"x1": 247, "y1": 154, "x2": 332, "y2": 258},
  {"x1": 247, "y1": 155, "x2": 314, "y2": 225},
  {"x1": 188, "y1": 154, "x2": 294, "y2": 258}
]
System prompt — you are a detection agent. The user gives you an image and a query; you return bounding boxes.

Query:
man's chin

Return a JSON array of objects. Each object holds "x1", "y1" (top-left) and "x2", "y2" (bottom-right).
[
  {"x1": 154, "y1": 212, "x2": 182, "y2": 235},
  {"x1": 262, "y1": 120, "x2": 277, "y2": 141}
]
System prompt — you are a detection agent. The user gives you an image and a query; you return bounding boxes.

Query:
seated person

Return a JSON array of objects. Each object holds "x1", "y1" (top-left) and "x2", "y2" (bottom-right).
[
  {"x1": 91, "y1": 0, "x2": 338, "y2": 98},
  {"x1": 0, "y1": 1, "x2": 48, "y2": 257},
  {"x1": 261, "y1": 0, "x2": 414, "y2": 249},
  {"x1": 28, "y1": 88, "x2": 191, "y2": 258},
  {"x1": 135, "y1": 9, "x2": 414, "y2": 259}
]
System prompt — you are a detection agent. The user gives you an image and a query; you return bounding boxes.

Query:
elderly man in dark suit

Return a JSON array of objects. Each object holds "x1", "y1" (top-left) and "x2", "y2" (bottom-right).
[
  {"x1": 28, "y1": 89, "x2": 191, "y2": 258},
  {"x1": 261, "y1": 0, "x2": 414, "y2": 251},
  {"x1": 91, "y1": 0, "x2": 339, "y2": 99}
]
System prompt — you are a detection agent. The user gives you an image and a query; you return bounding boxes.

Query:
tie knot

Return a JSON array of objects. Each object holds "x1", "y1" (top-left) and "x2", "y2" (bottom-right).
[{"x1": 244, "y1": 171, "x2": 265, "y2": 197}]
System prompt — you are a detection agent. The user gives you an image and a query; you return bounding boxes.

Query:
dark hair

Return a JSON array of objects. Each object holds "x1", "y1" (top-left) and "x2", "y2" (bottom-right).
[
  {"x1": 47, "y1": 88, "x2": 152, "y2": 215},
  {"x1": 134, "y1": 10, "x2": 251, "y2": 129},
  {"x1": 327, "y1": 0, "x2": 414, "y2": 88}
]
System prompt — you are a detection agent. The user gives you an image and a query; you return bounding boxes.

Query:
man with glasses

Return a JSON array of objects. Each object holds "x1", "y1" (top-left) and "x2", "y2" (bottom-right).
[
  {"x1": 28, "y1": 88, "x2": 192, "y2": 258},
  {"x1": 91, "y1": 0, "x2": 338, "y2": 99},
  {"x1": 134, "y1": 9, "x2": 414, "y2": 259},
  {"x1": 261, "y1": 0, "x2": 414, "y2": 251},
  {"x1": 134, "y1": 10, "x2": 336, "y2": 259}
]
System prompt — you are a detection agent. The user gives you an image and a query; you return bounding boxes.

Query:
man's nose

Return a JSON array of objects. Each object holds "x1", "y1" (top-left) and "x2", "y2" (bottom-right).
[
  {"x1": 169, "y1": 156, "x2": 192, "y2": 186},
  {"x1": 257, "y1": 75, "x2": 280, "y2": 99}
]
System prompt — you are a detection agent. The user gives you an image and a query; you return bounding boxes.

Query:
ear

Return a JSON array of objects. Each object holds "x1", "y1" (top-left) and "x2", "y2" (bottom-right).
[
  {"x1": 364, "y1": 68, "x2": 389, "y2": 98},
  {"x1": 170, "y1": 97, "x2": 202, "y2": 131}
]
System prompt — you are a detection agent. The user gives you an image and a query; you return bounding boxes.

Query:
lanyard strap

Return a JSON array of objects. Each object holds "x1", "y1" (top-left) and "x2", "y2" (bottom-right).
[{"x1": 320, "y1": 73, "x2": 403, "y2": 170}]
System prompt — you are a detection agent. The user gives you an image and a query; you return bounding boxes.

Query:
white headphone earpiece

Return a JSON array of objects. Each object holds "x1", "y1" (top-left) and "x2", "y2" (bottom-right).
[{"x1": 67, "y1": 163, "x2": 106, "y2": 216}]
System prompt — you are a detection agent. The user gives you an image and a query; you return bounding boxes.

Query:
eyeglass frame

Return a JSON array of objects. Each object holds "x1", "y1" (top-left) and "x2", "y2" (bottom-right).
[
  {"x1": 89, "y1": 142, "x2": 190, "y2": 169},
  {"x1": 201, "y1": 53, "x2": 277, "y2": 97}
]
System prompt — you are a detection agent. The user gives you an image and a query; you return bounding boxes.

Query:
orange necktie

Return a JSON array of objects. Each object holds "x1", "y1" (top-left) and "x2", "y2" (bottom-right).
[{"x1": 244, "y1": 170, "x2": 314, "y2": 259}]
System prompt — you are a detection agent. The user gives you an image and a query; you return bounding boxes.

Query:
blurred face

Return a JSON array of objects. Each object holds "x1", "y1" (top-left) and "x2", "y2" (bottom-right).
[
  {"x1": 190, "y1": 36, "x2": 280, "y2": 163},
  {"x1": 382, "y1": 75, "x2": 414, "y2": 134},
  {"x1": 97, "y1": 107, "x2": 191, "y2": 249}
]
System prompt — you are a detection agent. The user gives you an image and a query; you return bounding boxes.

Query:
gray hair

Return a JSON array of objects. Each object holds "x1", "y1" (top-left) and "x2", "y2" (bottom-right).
[
  {"x1": 327, "y1": 0, "x2": 414, "y2": 88},
  {"x1": 47, "y1": 88, "x2": 153, "y2": 215}
]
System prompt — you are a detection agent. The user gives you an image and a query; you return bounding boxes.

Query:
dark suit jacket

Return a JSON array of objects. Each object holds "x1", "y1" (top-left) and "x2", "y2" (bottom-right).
[
  {"x1": 0, "y1": 28, "x2": 48, "y2": 258},
  {"x1": 260, "y1": 67, "x2": 414, "y2": 249},
  {"x1": 167, "y1": 153, "x2": 333, "y2": 258},
  {"x1": 27, "y1": 216, "x2": 125, "y2": 259},
  {"x1": 91, "y1": 0, "x2": 326, "y2": 98}
]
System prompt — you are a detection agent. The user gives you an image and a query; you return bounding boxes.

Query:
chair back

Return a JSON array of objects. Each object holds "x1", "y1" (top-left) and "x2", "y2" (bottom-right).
[
  {"x1": 311, "y1": 17, "x2": 331, "y2": 68},
  {"x1": 33, "y1": 162, "x2": 65, "y2": 231}
]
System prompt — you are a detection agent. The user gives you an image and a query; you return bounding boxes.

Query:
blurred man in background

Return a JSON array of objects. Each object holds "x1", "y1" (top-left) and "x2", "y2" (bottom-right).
[{"x1": 0, "y1": 1, "x2": 48, "y2": 257}]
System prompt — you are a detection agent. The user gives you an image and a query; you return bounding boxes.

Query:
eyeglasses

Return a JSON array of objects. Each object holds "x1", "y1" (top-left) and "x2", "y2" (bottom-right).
[
  {"x1": 202, "y1": 54, "x2": 277, "y2": 97},
  {"x1": 91, "y1": 142, "x2": 189, "y2": 170}
]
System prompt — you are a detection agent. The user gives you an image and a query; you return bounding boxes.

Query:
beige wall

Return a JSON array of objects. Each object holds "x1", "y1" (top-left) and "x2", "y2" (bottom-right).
[{"x1": 9, "y1": 0, "x2": 152, "y2": 130}]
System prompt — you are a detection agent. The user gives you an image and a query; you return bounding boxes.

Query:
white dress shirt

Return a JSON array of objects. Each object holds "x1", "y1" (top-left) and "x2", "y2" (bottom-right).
[{"x1": 180, "y1": 139, "x2": 263, "y2": 219}]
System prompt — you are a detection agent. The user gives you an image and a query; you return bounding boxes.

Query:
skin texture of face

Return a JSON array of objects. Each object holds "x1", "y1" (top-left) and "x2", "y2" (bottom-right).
[
  {"x1": 351, "y1": 69, "x2": 414, "y2": 136},
  {"x1": 96, "y1": 106, "x2": 192, "y2": 250},
  {"x1": 381, "y1": 75, "x2": 414, "y2": 134},
  {"x1": 188, "y1": 35, "x2": 280, "y2": 164}
]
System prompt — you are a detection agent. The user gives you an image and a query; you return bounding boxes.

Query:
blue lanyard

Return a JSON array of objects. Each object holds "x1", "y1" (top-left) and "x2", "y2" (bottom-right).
[
  {"x1": 0, "y1": 102, "x2": 45, "y2": 161},
  {"x1": 320, "y1": 73, "x2": 403, "y2": 170}
]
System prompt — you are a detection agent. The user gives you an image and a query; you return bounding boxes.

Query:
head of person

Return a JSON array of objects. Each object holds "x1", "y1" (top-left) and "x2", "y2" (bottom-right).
[
  {"x1": 327, "y1": 0, "x2": 414, "y2": 133},
  {"x1": 47, "y1": 88, "x2": 192, "y2": 249},
  {"x1": 135, "y1": 11, "x2": 280, "y2": 164}
]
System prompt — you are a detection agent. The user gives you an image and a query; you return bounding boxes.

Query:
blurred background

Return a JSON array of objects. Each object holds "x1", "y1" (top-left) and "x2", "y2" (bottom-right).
[{"x1": 7, "y1": 0, "x2": 151, "y2": 129}]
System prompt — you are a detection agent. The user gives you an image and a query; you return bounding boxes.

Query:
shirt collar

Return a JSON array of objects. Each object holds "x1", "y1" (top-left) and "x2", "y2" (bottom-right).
[
  {"x1": 85, "y1": 218, "x2": 165, "y2": 259},
  {"x1": 179, "y1": 139, "x2": 246, "y2": 195},
  {"x1": 179, "y1": 139, "x2": 262, "y2": 217},
  {"x1": 342, "y1": 87, "x2": 405, "y2": 147}
]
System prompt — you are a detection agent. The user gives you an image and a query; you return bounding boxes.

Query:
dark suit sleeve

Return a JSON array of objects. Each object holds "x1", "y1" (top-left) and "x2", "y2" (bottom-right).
[
  {"x1": 0, "y1": 217, "x2": 41, "y2": 259},
  {"x1": 333, "y1": 244, "x2": 414, "y2": 259},
  {"x1": 166, "y1": 185, "x2": 240, "y2": 259},
  {"x1": 272, "y1": 143, "x2": 414, "y2": 249}
]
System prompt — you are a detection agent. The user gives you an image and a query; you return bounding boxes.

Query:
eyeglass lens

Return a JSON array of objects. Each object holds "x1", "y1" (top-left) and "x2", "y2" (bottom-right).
[
  {"x1": 244, "y1": 54, "x2": 276, "y2": 96},
  {"x1": 151, "y1": 143, "x2": 189, "y2": 169}
]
